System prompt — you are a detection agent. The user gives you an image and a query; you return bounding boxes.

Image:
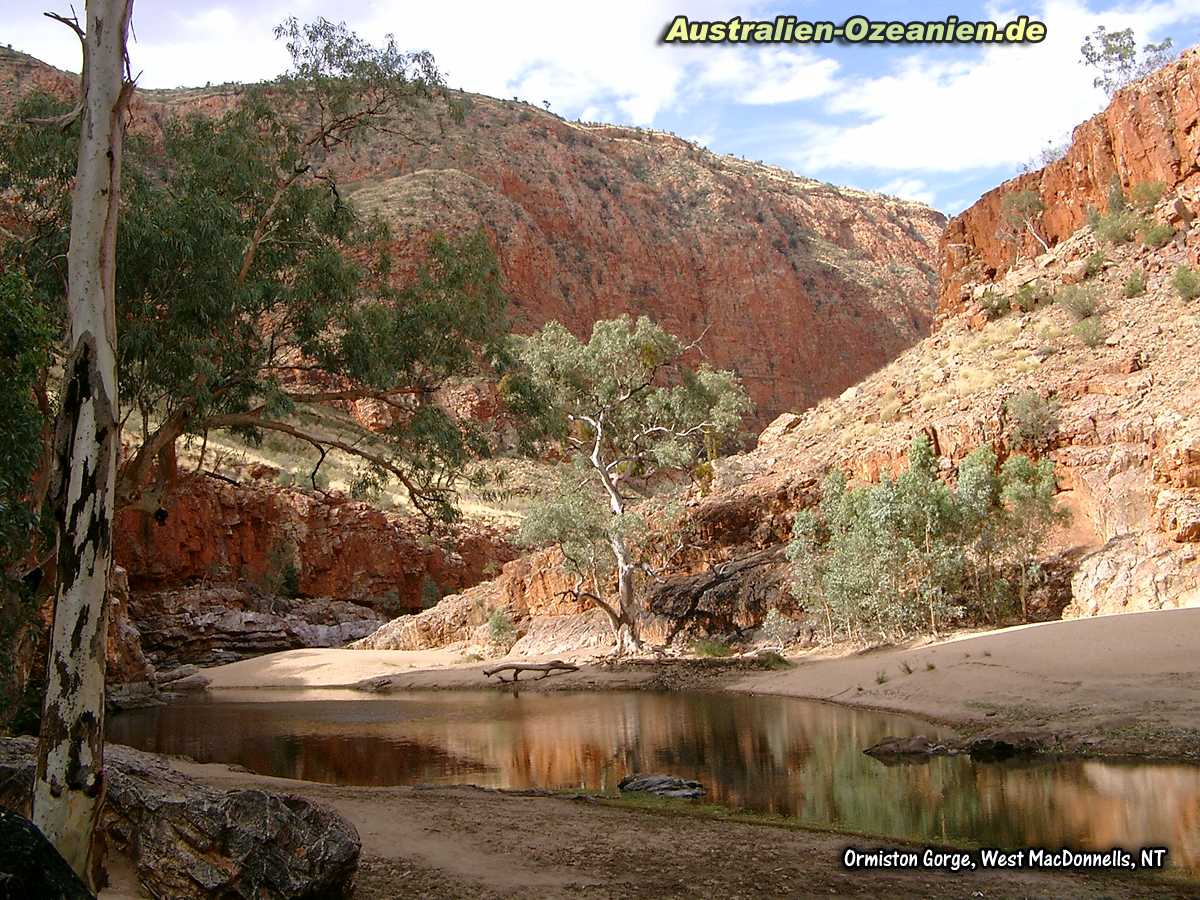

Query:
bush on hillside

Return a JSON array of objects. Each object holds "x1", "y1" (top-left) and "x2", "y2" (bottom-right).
[
  {"x1": 1006, "y1": 391, "x2": 1060, "y2": 452},
  {"x1": 1072, "y1": 316, "x2": 1106, "y2": 347},
  {"x1": 1123, "y1": 268, "x2": 1146, "y2": 298},
  {"x1": 1141, "y1": 221, "x2": 1175, "y2": 249},
  {"x1": 1172, "y1": 265, "x2": 1200, "y2": 301},
  {"x1": 1056, "y1": 285, "x2": 1100, "y2": 321},
  {"x1": 1130, "y1": 180, "x2": 1167, "y2": 209}
]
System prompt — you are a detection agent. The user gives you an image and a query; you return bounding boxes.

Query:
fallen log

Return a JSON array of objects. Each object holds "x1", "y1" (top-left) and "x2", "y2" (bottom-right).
[{"x1": 482, "y1": 660, "x2": 579, "y2": 682}]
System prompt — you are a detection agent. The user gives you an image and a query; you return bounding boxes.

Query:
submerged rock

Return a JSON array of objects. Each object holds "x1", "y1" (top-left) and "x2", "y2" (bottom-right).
[
  {"x1": 0, "y1": 738, "x2": 360, "y2": 899},
  {"x1": 618, "y1": 773, "x2": 707, "y2": 799},
  {"x1": 0, "y1": 808, "x2": 94, "y2": 899},
  {"x1": 863, "y1": 735, "x2": 957, "y2": 763}
]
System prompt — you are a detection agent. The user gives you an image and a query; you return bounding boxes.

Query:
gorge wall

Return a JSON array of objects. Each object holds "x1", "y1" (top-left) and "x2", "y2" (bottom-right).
[{"x1": 940, "y1": 48, "x2": 1200, "y2": 316}]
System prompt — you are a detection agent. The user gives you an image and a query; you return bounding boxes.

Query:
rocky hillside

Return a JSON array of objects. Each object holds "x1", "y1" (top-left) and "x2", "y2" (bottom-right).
[
  {"x1": 363, "y1": 57, "x2": 1200, "y2": 656},
  {"x1": 940, "y1": 48, "x2": 1200, "y2": 315},
  {"x1": 1, "y1": 46, "x2": 944, "y2": 427}
]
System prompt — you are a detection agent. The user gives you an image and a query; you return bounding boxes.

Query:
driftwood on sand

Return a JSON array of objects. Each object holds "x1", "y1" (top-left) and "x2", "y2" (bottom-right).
[{"x1": 482, "y1": 661, "x2": 579, "y2": 683}]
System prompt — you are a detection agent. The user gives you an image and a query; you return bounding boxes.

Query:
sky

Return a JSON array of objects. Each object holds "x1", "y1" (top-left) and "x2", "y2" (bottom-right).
[{"x1": 3, "y1": 0, "x2": 1199, "y2": 213}]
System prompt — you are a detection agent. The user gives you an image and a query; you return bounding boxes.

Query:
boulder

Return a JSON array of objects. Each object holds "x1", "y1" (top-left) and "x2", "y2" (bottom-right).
[
  {"x1": 0, "y1": 738, "x2": 359, "y2": 900},
  {"x1": 0, "y1": 808, "x2": 93, "y2": 899},
  {"x1": 617, "y1": 774, "x2": 706, "y2": 799}
]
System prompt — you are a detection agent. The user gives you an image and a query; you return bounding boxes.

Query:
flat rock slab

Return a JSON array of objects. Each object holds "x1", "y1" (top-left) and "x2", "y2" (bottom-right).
[
  {"x1": 0, "y1": 737, "x2": 359, "y2": 900},
  {"x1": 618, "y1": 773, "x2": 707, "y2": 799}
]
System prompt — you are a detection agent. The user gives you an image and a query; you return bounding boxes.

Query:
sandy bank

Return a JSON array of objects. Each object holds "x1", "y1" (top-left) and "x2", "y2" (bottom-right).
[{"x1": 734, "y1": 607, "x2": 1200, "y2": 759}]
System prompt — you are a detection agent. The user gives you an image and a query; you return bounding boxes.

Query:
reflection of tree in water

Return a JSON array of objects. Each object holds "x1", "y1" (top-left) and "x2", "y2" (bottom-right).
[{"x1": 109, "y1": 692, "x2": 1200, "y2": 874}]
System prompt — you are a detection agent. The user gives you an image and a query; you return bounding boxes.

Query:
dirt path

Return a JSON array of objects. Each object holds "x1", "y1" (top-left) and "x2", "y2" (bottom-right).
[{"x1": 163, "y1": 761, "x2": 1197, "y2": 899}]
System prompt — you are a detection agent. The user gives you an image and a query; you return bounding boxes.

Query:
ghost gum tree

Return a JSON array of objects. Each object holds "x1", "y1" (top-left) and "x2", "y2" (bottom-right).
[
  {"x1": 31, "y1": 0, "x2": 134, "y2": 884},
  {"x1": 514, "y1": 317, "x2": 750, "y2": 654},
  {"x1": 1, "y1": 18, "x2": 514, "y2": 528}
]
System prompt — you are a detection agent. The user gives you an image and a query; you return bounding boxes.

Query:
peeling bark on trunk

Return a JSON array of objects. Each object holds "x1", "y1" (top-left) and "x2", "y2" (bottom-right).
[{"x1": 33, "y1": 0, "x2": 134, "y2": 886}]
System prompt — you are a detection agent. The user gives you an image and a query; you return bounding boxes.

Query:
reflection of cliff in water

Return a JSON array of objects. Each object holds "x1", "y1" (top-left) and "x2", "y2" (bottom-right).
[{"x1": 110, "y1": 691, "x2": 1200, "y2": 875}]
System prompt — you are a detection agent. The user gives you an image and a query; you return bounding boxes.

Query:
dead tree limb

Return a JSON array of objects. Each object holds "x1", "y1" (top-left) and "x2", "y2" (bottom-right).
[{"x1": 482, "y1": 661, "x2": 579, "y2": 683}]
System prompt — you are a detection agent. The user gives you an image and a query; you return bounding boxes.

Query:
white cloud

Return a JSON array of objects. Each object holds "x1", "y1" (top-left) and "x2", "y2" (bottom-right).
[
  {"x1": 788, "y1": 0, "x2": 1200, "y2": 174},
  {"x1": 876, "y1": 177, "x2": 938, "y2": 206}
]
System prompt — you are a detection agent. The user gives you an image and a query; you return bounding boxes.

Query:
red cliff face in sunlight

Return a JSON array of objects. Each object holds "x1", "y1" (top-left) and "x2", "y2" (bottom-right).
[{"x1": 940, "y1": 48, "x2": 1200, "y2": 316}]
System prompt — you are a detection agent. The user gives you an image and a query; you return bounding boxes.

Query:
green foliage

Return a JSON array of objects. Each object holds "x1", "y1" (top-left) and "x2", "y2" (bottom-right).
[
  {"x1": 1172, "y1": 265, "x2": 1200, "y2": 301},
  {"x1": 266, "y1": 542, "x2": 302, "y2": 598},
  {"x1": 1072, "y1": 316, "x2": 1106, "y2": 348},
  {"x1": 1080, "y1": 26, "x2": 1176, "y2": 96},
  {"x1": 0, "y1": 273, "x2": 52, "y2": 572},
  {"x1": 1011, "y1": 280, "x2": 1050, "y2": 313},
  {"x1": 1130, "y1": 180, "x2": 1167, "y2": 209},
  {"x1": 487, "y1": 608, "x2": 516, "y2": 649},
  {"x1": 1000, "y1": 190, "x2": 1047, "y2": 249},
  {"x1": 1123, "y1": 268, "x2": 1146, "y2": 298},
  {"x1": 1005, "y1": 391, "x2": 1060, "y2": 452},
  {"x1": 758, "y1": 607, "x2": 800, "y2": 647},
  {"x1": 1055, "y1": 285, "x2": 1100, "y2": 321},
  {"x1": 1141, "y1": 221, "x2": 1175, "y2": 249},
  {"x1": 1084, "y1": 251, "x2": 1106, "y2": 279},
  {"x1": 0, "y1": 22, "x2": 515, "y2": 523},
  {"x1": 1093, "y1": 208, "x2": 1143, "y2": 245},
  {"x1": 512, "y1": 316, "x2": 750, "y2": 645},
  {"x1": 980, "y1": 288, "x2": 1008, "y2": 320},
  {"x1": 786, "y1": 438, "x2": 1066, "y2": 643},
  {"x1": 691, "y1": 637, "x2": 733, "y2": 658}
]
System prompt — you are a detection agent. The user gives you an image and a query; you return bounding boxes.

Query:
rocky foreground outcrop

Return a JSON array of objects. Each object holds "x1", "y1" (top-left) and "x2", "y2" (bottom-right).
[
  {"x1": 939, "y1": 48, "x2": 1200, "y2": 315},
  {"x1": 2, "y1": 46, "x2": 945, "y2": 428},
  {"x1": 0, "y1": 737, "x2": 360, "y2": 899}
]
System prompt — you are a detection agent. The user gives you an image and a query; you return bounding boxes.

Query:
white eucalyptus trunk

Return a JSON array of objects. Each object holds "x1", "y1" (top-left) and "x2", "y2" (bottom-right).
[{"x1": 33, "y1": 0, "x2": 133, "y2": 884}]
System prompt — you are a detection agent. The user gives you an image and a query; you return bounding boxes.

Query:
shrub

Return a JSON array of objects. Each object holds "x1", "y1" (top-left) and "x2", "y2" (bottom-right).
[
  {"x1": 980, "y1": 288, "x2": 1006, "y2": 319},
  {"x1": 1006, "y1": 391, "x2": 1060, "y2": 451},
  {"x1": 1172, "y1": 265, "x2": 1200, "y2": 301},
  {"x1": 1130, "y1": 180, "x2": 1166, "y2": 209},
  {"x1": 691, "y1": 637, "x2": 733, "y2": 657},
  {"x1": 1141, "y1": 221, "x2": 1175, "y2": 249},
  {"x1": 1084, "y1": 251, "x2": 1106, "y2": 278},
  {"x1": 759, "y1": 607, "x2": 800, "y2": 647},
  {"x1": 487, "y1": 608, "x2": 516, "y2": 650},
  {"x1": 1012, "y1": 280, "x2": 1049, "y2": 312},
  {"x1": 1072, "y1": 317, "x2": 1106, "y2": 347},
  {"x1": 787, "y1": 438, "x2": 1065, "y2": 643},
  {"x1": 1055, "y1": 285, "x2": 1100, "y2": 321},
  {"x1": 1095, "y1": 209, "x2": 1144, "y2": 245},
  {"x1": 1123, "y1": 268, "x2": 1146, "y2": 298}
]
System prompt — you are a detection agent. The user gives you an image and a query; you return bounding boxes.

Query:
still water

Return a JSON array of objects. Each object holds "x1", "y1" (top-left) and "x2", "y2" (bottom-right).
[{"x1": 110, "y1": 690, "x2": 1200, "y2": 876}]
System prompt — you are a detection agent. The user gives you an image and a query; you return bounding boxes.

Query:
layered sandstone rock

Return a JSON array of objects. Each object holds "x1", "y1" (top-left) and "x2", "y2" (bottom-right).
[
  {"x1": 939, "y1": 48, "x2": 1200, "y2": 316},
  {"x1": 114, "y1": 474, "x2": 515, "y2": 612}
]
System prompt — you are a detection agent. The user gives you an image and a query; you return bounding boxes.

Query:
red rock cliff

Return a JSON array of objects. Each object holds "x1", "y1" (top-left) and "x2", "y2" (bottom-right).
[{"x1": 940, "y1": 48, "x2": 1200, "y2": 316}]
